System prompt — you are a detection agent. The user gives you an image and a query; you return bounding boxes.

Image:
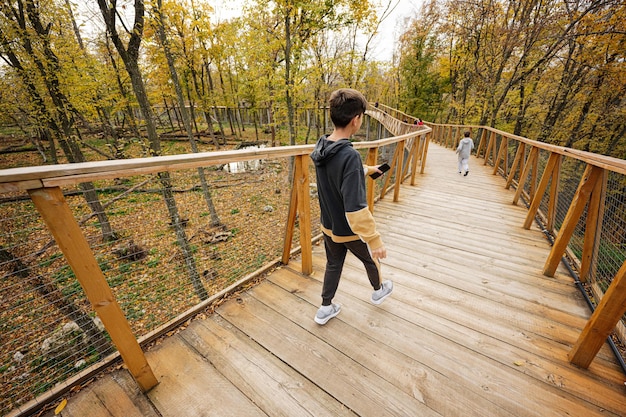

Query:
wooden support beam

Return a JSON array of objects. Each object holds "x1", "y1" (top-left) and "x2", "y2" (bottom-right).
[
  {"x1": 483, "y1": 131, "x2": 495, "y2": 166},
  {"x1": 400, "y1": 139, "x2": 413, "y2": 182},
  {"x1": 365, "y1": 148, "x2": 378, "y2": 212},
  {"x1": 492, "y1": 136, "x2": 508, "y2": 175},
  {"x1": 580, "y1": 169, "x2": 607, "y2": 283},
  {"x1": 420, "y1": 133, "x2": 430, "y2": 175},
  {"x1": 410, "y1": 135, "x2": 422, "y2": 185},
  {"x1": 547, "y1": 155, "x2": 561, "y2": 232},
  {"x1": 282, "y1": 169, "x2": 299, "y2": 264},
  {"x1": 513, "y1": 146, "x2": 538, "y2": 205},
  {"x1": 543, "y1": 165, "x2": 604, "y2": 277},
  {"x1": 529, "y1": 149, "x2": 539, "y2": 201},
  {"x1": 282, "y1": 156, "x2": 313, "y2": 274},
  {"x1": 476, "y1": 129, "x2": 487, "y2": 159},
  {"x1": 506, "y1": 142, "x2": 525, "y2": 190},
  {"x1": 492, "y1": 134, "x2": 499, "y2": 167},
  {"x1": 568, "y1": 260, "x2": 626, "y2": 368},
  {"x1": 394, "y1": 140, "x2": 405, "y2": 202},
  {"x1": 523, "y1": 152, "x2": 561, "y2": 230},
  {"x1": 28, "y1": 187, "x2": 158, "y2": 392},
  {"x1": 503, "y1": 137, "x2": 509, "y2": 177},
  {"x1": 295, "y1": 155, "x2": 312, "y2": 275}
]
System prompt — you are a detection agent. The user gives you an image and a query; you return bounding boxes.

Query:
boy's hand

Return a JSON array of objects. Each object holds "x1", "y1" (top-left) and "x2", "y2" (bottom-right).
[{"x1": 371, "y1": 245, "x2": 387, "y2": 259}]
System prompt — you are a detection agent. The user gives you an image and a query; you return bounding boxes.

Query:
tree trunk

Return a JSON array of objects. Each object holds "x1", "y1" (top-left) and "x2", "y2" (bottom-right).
[
  {"x1": 284, "y1": 3, "x2": 296, "y2": 146},
  {"x1": 98, "y1": 0, "x2": 206, "y2": 300},
  {"x1": 155, "y1": 0, "x2": 222, "y2": 228}
]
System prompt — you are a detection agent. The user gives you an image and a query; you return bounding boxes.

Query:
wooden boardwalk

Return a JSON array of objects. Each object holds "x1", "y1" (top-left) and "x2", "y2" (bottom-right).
[{"x1": 44, "y1": 143, "x2": 626, "y2": 417}]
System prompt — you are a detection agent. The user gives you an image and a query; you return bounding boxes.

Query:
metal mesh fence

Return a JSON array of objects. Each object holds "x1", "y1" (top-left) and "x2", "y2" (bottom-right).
[
  {"x1": 433, "y1": 124, "x2": 626, "y2": 364},
  {"x1": 478, "y1": 132, "x2": 626, "y2": 351},
  {"x1": 0, "y1": 116, "x2": 418, "y2": 414},
  {"x1": 591, "y1": 171, "x2": 626, "y2": 294},
  {"x1": 0, "y1": 155, "x2": 321, "y2": 414}
]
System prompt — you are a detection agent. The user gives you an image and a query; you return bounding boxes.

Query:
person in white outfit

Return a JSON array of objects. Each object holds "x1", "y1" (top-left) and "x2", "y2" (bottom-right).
[{"x1": 456, "y1": 131, "x2": 474, "y2": 176}]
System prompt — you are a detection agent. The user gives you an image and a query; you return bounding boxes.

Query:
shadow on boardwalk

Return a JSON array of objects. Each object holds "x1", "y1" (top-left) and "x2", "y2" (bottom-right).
[{"x1": 42, "y1": 143, "x2": 626, "y2": 417}]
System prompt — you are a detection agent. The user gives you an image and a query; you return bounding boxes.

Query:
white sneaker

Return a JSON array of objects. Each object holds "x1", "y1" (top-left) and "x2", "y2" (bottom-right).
[
  {"x1": 314, "y1": 303, "x2": 341, "y2": 325},
  {"x1": 371, "y1": 280, "x2": 393, "y2": 305}
]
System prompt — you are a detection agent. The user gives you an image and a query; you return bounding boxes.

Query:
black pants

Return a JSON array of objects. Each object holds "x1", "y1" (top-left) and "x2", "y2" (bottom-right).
[{"x1": 321, "y1": 233, "x2": 382, "y2": 306}]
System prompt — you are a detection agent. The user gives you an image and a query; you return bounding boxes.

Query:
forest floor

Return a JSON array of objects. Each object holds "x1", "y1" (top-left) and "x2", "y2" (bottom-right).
[{"x1": 0, "y1": 126, "x2": 318, "y2": 415}]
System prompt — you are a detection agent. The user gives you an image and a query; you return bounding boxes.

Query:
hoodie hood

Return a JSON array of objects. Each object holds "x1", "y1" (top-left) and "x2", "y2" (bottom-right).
[{"x1": 310, "y1": 136, "x2": 353, "y2": 167}]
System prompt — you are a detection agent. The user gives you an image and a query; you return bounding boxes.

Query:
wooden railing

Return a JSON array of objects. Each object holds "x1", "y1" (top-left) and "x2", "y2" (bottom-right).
[
  {"x1": 0, "y1": 112, "x2": 430, "y2": 416},
  {"x1": 429, "y1": 122, "x2": 626, "y2": 370}
]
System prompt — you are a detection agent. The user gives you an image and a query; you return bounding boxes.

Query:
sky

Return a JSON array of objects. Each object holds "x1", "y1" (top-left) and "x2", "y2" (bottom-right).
[
  {"x1": 76, "y1": 0, "x2": 422, "y2": 63},
  {"x1": 212, "y1": 0, "x2": 422, "y2": 62}
]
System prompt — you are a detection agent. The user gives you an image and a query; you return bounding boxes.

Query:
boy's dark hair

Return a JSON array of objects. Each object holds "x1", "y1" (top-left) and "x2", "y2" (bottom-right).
[
  {"x1": 329, "y1": 89, "x2": 368, "y2": 128},
  {"x1": 464, "y1": 131, "x2": 471, "y2": 137}
]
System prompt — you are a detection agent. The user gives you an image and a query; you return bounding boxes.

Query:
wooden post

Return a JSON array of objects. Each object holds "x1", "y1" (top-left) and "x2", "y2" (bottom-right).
[
  {"x1": 529, "y1": 149, "x2": 539, "y2": 201},
  {"x1": 491, "y1": 135, "x2": 494, "y2": 165},
  {"x1": 512, "y1": 146, "x2": 538, "y2": 205},
  {"x1": 420, "y1": 133, "x2": 430, "y2": 175},
  {"x1": 295, "y1": 155, "x2": 312, "y2": 275},
  {"x1": 365, "y1": 148, "x2": 378, "y2": 212},
  {"x1": 503, "y1": 137, "x2": 509, "y2": 177},
  {"x1": 410, "y1": 135, "x2": 422, "y2": 185},
  {"x1": 492, "y1": 136, "x2": 508, "y2": 175},
  {"x1": 547, "y1": 155, "x2": 561, "y2": 232},
  {"x1": 543, "y1": 165, "x2": 603, "y2": 277},
  {"x1": 523, "y1": 153, "x2": 560, "y2": 230},
  {"x1": 506, "y1": 142, "x2": 525, "y2": 190},
  {"x1": 483, "y1": 131, "x2": 496, "y2": 166},
  {"x1": 282, "y1": 156, "x2": 312, "y2": 274},
  {"x1": 28, "y1": 187, "x2": 158, "y2": 392},
  {"x1": 580, "y1": 169, "x2": 607, "y2": 282},
  {"x1": 394, "y1": 140, "x2": 405, "y2": 202},
  {"x1": 568, "y1": 260, "x2": 626, "y2": 368},
  {"x1": 282, "y1": 170, "x2": 299, "y2": 264}
]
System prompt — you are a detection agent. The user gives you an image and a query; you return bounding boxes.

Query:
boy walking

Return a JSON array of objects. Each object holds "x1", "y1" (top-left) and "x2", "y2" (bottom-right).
[
  {"x1": 456, "y1": 131, "x2": 474, "y2": 176},
  {"x1": 310, "y1": 88, "x2": 393, "y2": 325}
]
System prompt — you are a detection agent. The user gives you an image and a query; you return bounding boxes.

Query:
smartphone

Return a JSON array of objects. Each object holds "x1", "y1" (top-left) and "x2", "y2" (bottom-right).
[{"x1": 370, "y1": 163, "x2": 390, "y2": 179}]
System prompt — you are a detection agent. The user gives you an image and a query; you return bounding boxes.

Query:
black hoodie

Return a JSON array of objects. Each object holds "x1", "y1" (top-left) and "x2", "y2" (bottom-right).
[{"x1": 310, "y1": 135, "x2": 382, "y2": 249}]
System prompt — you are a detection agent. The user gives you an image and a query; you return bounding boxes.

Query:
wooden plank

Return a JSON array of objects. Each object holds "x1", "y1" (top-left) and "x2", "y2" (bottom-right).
[
  {"x1": 0, "y1": 179, "x2": 42, "y2": 193},
  {"x1": 264, "y1": 269, "x2": 518, "y2": 417},
  {"x1": 146, "y1": 334, "x2": 266, "y2": 417},
  {"x1": 217, "y1": 289, "x2": 441, "y2": 417},
  {"x1": 180, "y1": 315, "x2": 356, "y2": 417},
  {"x1": 269, "y1": 264, "x2": 622, "y2": 416},
  {"x1": 58, "y1": 371, "x2": 159, "y2": 417},
  {"x1": 303, "y1": 252, "x2": 625, "y2": 412}
]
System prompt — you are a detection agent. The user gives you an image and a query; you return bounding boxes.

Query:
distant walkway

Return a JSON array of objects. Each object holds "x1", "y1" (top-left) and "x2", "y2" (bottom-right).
[{"x1": 45, "y1": 143, "x2": 626, "y2": 417}]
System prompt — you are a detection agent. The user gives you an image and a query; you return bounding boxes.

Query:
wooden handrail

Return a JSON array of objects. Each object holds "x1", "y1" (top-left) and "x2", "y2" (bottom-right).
[{"x1": 428, "y1": 122, "x2": 626, "y2": 174}]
